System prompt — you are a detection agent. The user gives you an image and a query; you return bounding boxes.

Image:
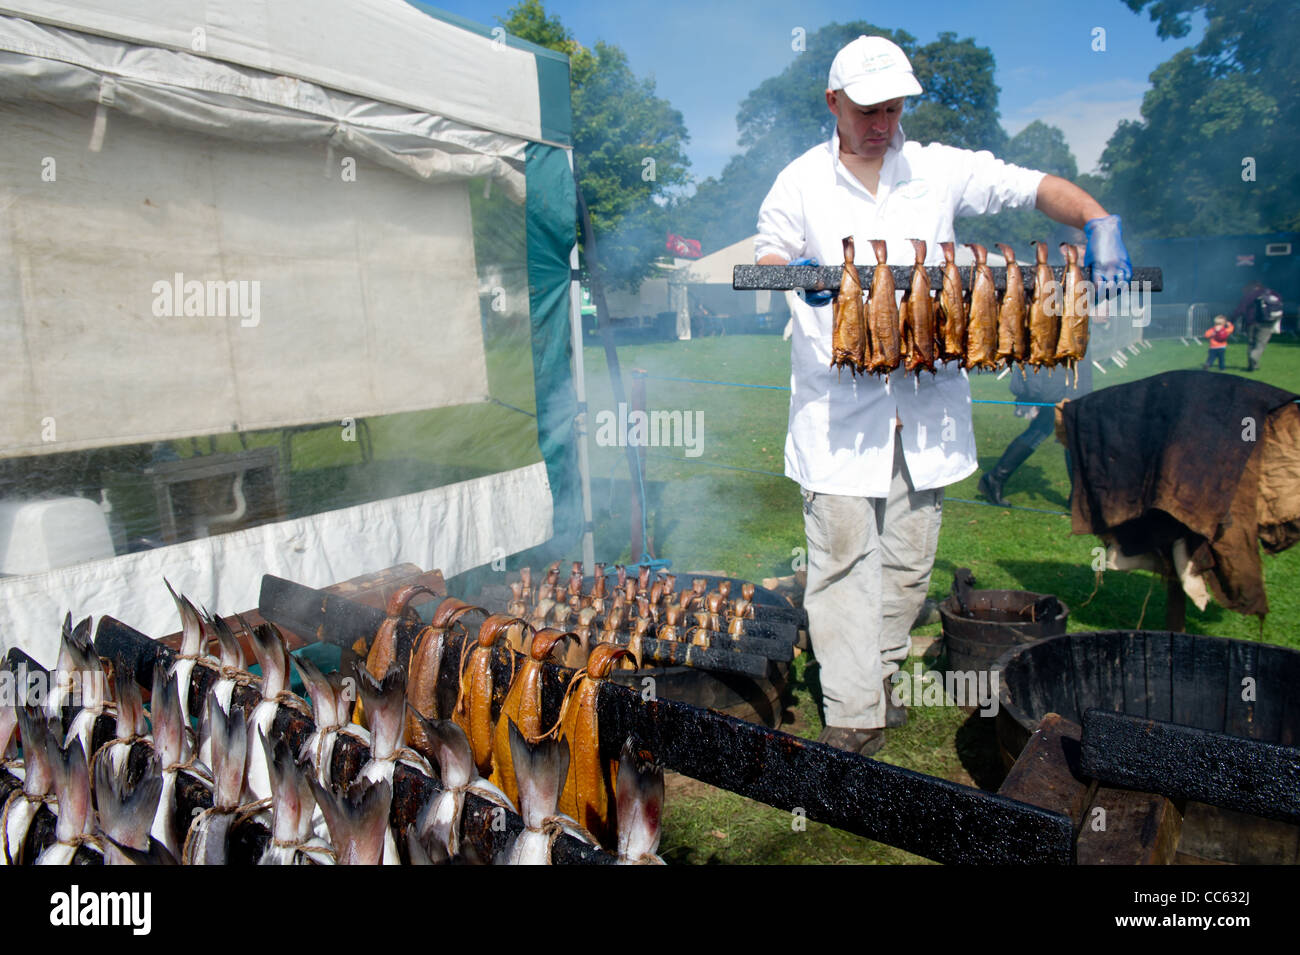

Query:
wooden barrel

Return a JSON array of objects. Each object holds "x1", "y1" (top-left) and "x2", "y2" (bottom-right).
[
  {"x1": 939, "y1": 589, "x2": 1068, "y2": 675},
  {"x1": 992, "y1": 630, "x2": 1300, "y2": 766}
]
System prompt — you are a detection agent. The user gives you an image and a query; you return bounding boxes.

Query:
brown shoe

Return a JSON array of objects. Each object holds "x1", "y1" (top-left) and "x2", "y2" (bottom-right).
[
  {"x1": 817, "y1": 725, "x2": 885, "y2": 756},
  {"x1": 883, "y1": 677, "x2": 908, "y2": 728}
]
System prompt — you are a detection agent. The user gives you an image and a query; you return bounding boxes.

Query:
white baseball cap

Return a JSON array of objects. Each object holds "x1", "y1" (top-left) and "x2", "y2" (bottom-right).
[{"x1": 828, "y1": 35, "x2": 923, "y2": 106}]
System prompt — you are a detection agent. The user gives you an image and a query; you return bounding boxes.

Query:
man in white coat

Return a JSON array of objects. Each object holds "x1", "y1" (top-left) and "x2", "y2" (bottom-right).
[{"x1": 756, "y1": 35, "x2": 1131, "y2": 753}]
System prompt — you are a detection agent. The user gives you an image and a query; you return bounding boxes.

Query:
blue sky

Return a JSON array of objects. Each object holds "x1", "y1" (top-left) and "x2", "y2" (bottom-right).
[{"x1": 424, "y1": 0, "x2": 1203, "y2": 183}]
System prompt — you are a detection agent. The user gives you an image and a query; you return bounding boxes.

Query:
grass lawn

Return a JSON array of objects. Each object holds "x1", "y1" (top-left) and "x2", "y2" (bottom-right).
[
  {"x1": 176, "y1": 328, "x2": 1299, "y2": 865},
  {"x1": 567, "y1": 332, "x2": 1300, "y2": 864}
]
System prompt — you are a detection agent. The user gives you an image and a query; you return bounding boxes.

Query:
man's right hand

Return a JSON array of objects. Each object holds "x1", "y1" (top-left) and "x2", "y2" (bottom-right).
[{"x1": 790, "y1": 258, "x2": 833, "y2": 307}]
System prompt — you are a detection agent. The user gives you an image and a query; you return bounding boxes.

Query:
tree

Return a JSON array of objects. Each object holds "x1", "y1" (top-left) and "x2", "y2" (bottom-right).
[
  {"x1": 499, "y1": 1, "x2": 691, "y2": 290},
  {"x1": 956, "y1": 121, "x2": 1083, "y2": 252},
  {"x1": 673, "y1": 23, "x2": 1010, "y2": 252},
  {"x1": 1100, "y1": 0, "x2": 1298, "y2": 235}
]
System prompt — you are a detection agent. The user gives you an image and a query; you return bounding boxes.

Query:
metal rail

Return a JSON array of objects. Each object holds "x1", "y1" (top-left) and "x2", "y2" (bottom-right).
[{"x1": 732, "y1": 264, "x2": 1164, "y2": 294}]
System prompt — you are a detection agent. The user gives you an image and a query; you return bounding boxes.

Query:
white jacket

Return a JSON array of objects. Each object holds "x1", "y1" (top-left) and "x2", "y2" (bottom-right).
[{"x1": 756, "y1": 127, "x2": 1045, "y2": 497}]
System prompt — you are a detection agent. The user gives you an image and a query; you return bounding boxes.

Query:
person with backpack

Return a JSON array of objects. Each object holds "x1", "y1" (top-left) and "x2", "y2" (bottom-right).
[{"x1": 1234, "y1": 282, "x2": 1284, "y2": 372}]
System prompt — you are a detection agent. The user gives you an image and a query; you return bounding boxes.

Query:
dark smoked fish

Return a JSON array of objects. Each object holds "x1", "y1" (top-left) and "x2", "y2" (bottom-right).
[
  {"x1": 900, "y1": 239, "x2": 936, "y2": 374},
  {"x1": 1028, "y1": 241, "x2": 1061, "y2": 367},
  {"x1": 864, "y1": 239, "x2": 900, "y2": 374},
  {"x1": 936, "y1": 242, "x2": 966, "y2": 364},
  {"x1": 995, "y1": 243, "x2": 1028, "y2": 365},
  {"x1": 830, "y1": 236, "x2": 865, "y2": 374},
  {"x1": 964, "y1": 243, "x2": 999, "y2": 370}
]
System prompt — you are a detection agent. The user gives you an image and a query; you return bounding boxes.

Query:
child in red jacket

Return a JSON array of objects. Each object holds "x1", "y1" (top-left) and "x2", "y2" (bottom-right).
[{"x1": 1203, "y1": 315, "x2": 1233, "y2": 370}]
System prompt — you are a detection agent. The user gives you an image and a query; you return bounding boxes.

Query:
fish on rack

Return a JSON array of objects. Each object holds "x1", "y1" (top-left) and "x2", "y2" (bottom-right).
[
  {"x1": 182, "y1": 699, "x2": 247, "y2": 865},
  {"x1": 491, "y1": 627, "x2": 568, "y2": 808},
  {"x1": 454, "y1": 614, "x2": 518, "y2": 777},
  {"x1": 51, "y1": 615, "x2": 110, "y2": 763},
  {"x1": 93, "y1": 662, "x2": 149, "y2": 785},
  {"x1": 245, "y1": 622, "x2": 309, "y2": 802},
  {"x1": 1028, "y1": 241, "x2": 1061, "y2": 367},
  {"x1": 36, "y1": 737, "x2": 102, "y2": 865},
  {"x1": 936, "y1": 241, "x2": 967, "y2": 365},
  {"x1": 864, "y1": 239, "x2": 900, "y2": 374},
  {"x1": 900, "y1": 238, "x2": 936, "y2": 375},
  {"x1": 3, "y1": 706, "x2": 58, "y2": 865},
  {"x1": 831, "y1": 236, "x2": 865, "y2": 374},
  {"x1": 558, "y1": 644, "x2": 630, "y2": 849},
  {"x1": 258, "y1": 732, "x2": 334, "y2": 865},
  {"x1": 615, "y1": 737, "x2": 665, "y2": 865},
  {"x1": 308, "y1": 776, "x2": 391, "y2": 866},
  {"x1": 964, "y1": 243, "x2": 999, "y2": 370},
  {"x1": 164, "y1": 581, "x2": 218, "y2": 731},
  {"x1": 94, "y1": 753, "x2": 170, "y2": 865},
  {"x1": 407, "y1": 708, "x2": 515, "y2": 862},
  {"x1": 1055, "y1": 242, "x2": 1090, "y2": 381},
  {"x1": 503, "y1": 720, "x2": 593, "y2": 865},
  {"x1": 995, "y1": 243, "x2": 1028, "y2": 366},
  {"x1": 149, "y1": 665, "x2": 209, "y2": 859}
]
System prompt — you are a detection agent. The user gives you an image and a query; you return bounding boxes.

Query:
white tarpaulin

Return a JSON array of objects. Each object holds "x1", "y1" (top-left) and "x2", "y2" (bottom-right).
[
  {"x1": 0, "y1": 0, "x2": 551, "y2": 146},
  {"x1": 0, "y1": 96, "x2": 491, "y2": 455},
  {"x1": 0, "y1": 461, "x2": 555, "y2": 667}
]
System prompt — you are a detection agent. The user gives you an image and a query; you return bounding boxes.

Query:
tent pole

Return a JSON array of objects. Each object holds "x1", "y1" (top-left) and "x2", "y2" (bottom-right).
[{"x1": 568, "y1": 157, "x2": 596, "y2": 575}]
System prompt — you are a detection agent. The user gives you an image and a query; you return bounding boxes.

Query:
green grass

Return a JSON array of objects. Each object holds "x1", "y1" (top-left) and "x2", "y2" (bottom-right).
[
  {"x1": 573, "y1": 333, "x2": 1300, "y2": 864},
  {"x1": 577, "y1": 334, "x2": 1300, "y2": 650}
]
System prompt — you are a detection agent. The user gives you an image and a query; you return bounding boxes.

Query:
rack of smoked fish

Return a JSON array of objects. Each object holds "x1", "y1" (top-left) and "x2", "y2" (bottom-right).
[
  {"x1": 0, "y1": 583, "x2": 663, "y2": 865},
  {"x1": 471, "y1": 562, "x2": 802, "y2": 678},
  {"x1": 244, "y1": 574, "x2": 1077, "y2": 865},
  {"x1": 734, "y1": 242, "x2": 1162, "y2": 381}
]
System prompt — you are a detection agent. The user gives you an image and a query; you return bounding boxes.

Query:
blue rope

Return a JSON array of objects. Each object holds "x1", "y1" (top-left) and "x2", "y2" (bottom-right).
[
  {"x1": 636, "y1": 373, "x2": 1056, "y2": 405},
  {"x1": 640, "y1": 374, "x2": 790, "y2": 391},
  {"x1": 642, "y1": 454, "x2": 1069, "y2": 515}
]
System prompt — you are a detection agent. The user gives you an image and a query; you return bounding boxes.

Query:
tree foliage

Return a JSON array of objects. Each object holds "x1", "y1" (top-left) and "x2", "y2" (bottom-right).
[
  {"x1": 1101, "y1": 0, "x2": 1298, "y2": 235},
  {"x1": 500, "y1": 0, "x2": 690, "y2": 290},
  {"x1": 673, "y1": 23, "x2": 1010, "y2": 252}
]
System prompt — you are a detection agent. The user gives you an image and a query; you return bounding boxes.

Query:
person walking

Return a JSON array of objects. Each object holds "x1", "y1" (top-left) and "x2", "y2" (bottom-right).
[{"x1": 1234, "y1": 282, "x2": 1284, "y2": 372}]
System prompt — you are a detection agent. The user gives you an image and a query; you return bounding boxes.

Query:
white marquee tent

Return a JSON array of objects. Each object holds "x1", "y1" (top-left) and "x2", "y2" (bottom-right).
[{"x1": 0, "y1": 0, "x2": 589, "y2": 663}]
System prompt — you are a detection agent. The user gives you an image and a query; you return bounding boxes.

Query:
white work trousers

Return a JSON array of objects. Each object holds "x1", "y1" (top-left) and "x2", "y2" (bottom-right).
[{"x1": 801, "y1": 440, "x2": 944, "y2": 729}]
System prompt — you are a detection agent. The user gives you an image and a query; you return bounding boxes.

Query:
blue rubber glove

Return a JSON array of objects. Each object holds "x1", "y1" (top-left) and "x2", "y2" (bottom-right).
[
  {"x1": 791, "y1": 257, "x2": 833, "y2": 307},
  {"x1": 1084, "y1": 214, "x2": 1132, "y2": 290}
]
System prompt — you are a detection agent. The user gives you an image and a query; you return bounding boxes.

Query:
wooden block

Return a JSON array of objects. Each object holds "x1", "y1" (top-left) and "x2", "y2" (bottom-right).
[
  {"x1": 1076, "y1": 785, "x2": 1183, "y2": 865},
  {"x1": 997, "y1": 712, "x2": 1094, "y2": 828},
  {"x1": 158, "y1": 564, "x2": 446, "y2": 653},
  {"x1": 1176, "y1": 801, "x2": 1300, "y2": 865}
]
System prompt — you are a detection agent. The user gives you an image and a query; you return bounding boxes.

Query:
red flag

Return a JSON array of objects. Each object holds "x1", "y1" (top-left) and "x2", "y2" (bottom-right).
[{"x1": 666, "y1": 233, "x2": 702, "y2": 258}]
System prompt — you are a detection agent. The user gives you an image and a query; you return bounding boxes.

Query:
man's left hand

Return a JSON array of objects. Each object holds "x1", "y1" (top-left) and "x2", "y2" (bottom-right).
[{"x1": 1084, "y1": 214, "x2": 1132, "y2": 290}]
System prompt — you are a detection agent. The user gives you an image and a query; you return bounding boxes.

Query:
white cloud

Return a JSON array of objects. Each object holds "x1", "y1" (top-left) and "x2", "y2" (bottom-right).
[{"x1": 1003, "y1": 79, "x2": 1148, "y2": 174}]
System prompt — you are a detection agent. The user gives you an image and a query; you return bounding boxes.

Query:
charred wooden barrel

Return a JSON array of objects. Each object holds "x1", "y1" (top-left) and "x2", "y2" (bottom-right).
[
  {"x1": 993, "y1": 630, "x2": 1300, "y2": 767},
  {"x1": 939, "y1": 589, "x2": 1068, "y2": 675}
]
